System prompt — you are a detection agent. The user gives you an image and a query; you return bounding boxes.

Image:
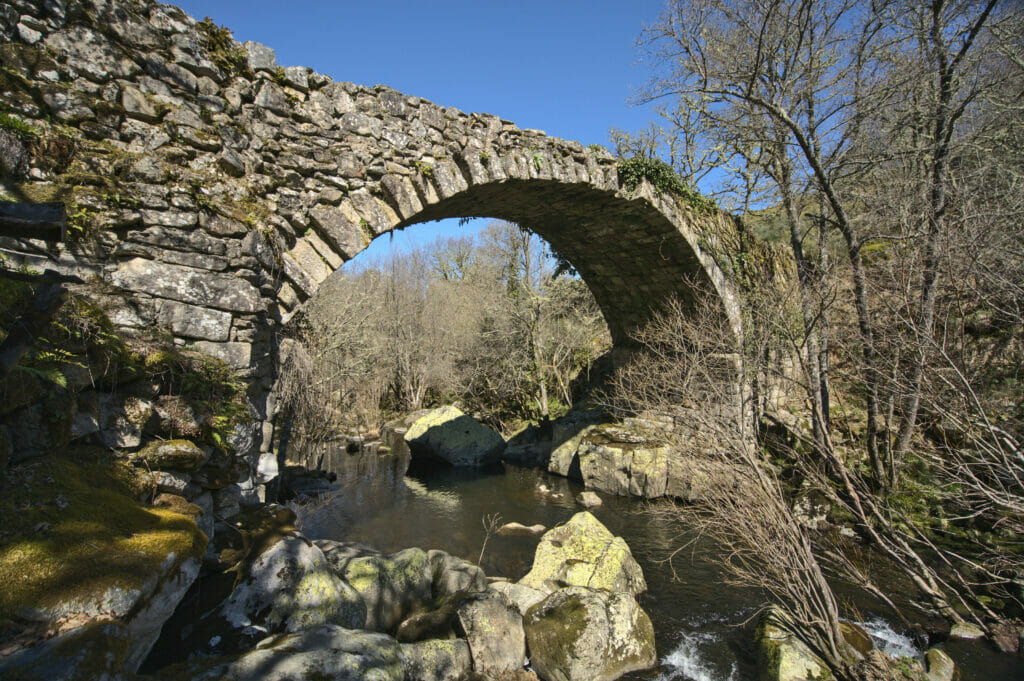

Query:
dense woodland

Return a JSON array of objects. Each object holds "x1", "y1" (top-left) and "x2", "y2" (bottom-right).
[
  {"x1": 279, "y1": 220, "x2": 610, "y2": 439},
  {"x1": 285, "y1": 1, "x2": 1024, "y2": 679}
]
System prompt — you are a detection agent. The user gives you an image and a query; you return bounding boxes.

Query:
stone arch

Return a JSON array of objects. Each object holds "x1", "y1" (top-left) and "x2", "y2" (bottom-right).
[
  {"x1": 278, "y1": 149, "x2": 743, "y2": 349},
  {"x1": 0, "y1": 0, "x2": 751, "y2": 481}
]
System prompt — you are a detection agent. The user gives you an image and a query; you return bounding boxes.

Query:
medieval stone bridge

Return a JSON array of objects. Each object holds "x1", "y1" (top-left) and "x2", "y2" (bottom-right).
[{"x1": 0, "y1": 0, "x2": 745, "y2": 478}]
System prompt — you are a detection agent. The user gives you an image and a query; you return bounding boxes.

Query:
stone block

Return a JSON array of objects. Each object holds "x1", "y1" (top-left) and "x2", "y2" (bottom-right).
[
  {"x1": 244, "y1": 41, "x2": 277, "y2": 72},
  {"x1": 153, "y1": 299, "x2": 232, "y2": 342},
  {"x1": 112, "y1": 258, "x2": 262, "y2": 313}
]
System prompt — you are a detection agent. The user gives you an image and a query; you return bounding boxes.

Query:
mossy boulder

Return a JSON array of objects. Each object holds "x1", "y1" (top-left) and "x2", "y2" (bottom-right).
[
  {"x1": 0, "y1": 450, "x2": 206, "y2": 622},
  {"x1": 404, "y1": 405, "x2": 506, "y2": 467},
  {"x1": 131, "y1": 439, "x2": 207, "y2": 472},
  {"x1": 755, "y1": 607, "x2": 830, "y2": 681},
  {"x1": 343, "y1": 547, "x2": 434, "y2": 632},
  {"x1": 173, "y1": 624, "x2": 403, "y2": 681},
  {"x1": 924, "y1": 647, "x2": 956, "y2": 681},
  {"x1": 524, "y1": 586, "x2": 656, "y2": 681},
  {"x1": 221, "y1": 535, "x2": 365, "y2": 633},
  {"x1": 0, "y1": 449, "x2": 207, "y2": 675},
  {"x1": 399, "y1": 638, "x2": 472, "y2": 681},
  {"x1": 427, "y1": 548, "x2": 487, "y2": 598},
  {"x1": 519, "y1": 512, "x2": 647, "y2": 596}
]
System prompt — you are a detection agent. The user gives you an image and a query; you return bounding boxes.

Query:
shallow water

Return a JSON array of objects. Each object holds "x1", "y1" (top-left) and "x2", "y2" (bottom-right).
[{"x1": 298, "y1": 447, "x2": 1024, "y2": 681}]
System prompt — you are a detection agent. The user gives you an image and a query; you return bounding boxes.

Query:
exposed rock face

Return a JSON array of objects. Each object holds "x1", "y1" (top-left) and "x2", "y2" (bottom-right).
[
  {"x1": 181, "y1": 625, "x2": 404, "y2": 681},
  {"x1": 403, "y1": 406, "x2": 506, "y2": 467},
  {"x1": 519, "y1": 512, "x2": 647, "y2": 596},
  {"x1": 222, "y1": 535, "x2": 366, "y2": 633},
  {"x1": 524, "y1": 586, "x2": 656, "y2": 681},
  {"x1": 0, "y1": 553, "x2": 202, "y2": 678},
  {"x1": 0, "y1": 0, "x2": 747, "y2": 470}
]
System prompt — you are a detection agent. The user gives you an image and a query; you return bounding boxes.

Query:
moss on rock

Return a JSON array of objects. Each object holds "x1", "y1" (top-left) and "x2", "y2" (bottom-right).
[
  {"x1": 131, "y1": 439, "x2": 207, "y2": 472},
  {"x1": 519, "y1": 512, "x2": 647, "y2": 596},
  {"x1": 0, "y1": 448, "x2": 207, "y2": 631}
]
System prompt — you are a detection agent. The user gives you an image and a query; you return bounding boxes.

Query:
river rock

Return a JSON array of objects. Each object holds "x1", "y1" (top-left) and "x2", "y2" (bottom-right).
[
  {"x1": 343, "y1": 547, "x2": 433, "y2": 632},
  {"x1": 497, "y1": 521, "x2": 547, "y2": 536},
  {"x1": 403, "y1": 405, "x2": 506, "y2": 467},
  {"x1": 427, "y1": 548, "x2": 487, "y2": 598},
  {"x1": 948, "y1": 621, "x2": 985, "y2": 639},
  {"x1": 396, "y1": 590, "x2": 472, "y2": 642},
  {"x1": 924, "y1": 648, "x2": 956, "y2": 681},
  {"x1": 488, "y1": 580, "x2": 547, "y2": 616},
  {"x1": 524, "y1": 586, "x2": 656, "y2": 681},
  {"x1": 519, "y1": 511, "x2": 647, "y2": 596},
  {"x1": 576, "y1": 490, "x2": 602, "y2": 508},
  {"x1": 456, "y1": 590, "x2": 526, "y2": 676},
  {"x1": 755, "y1": 607, "x2": 828, "y2": 681},
  {"x1": 222, "y1": 535, "x2": 365, "y2": 633},
  {"x1": 182, "y1": 625, "x2": 403, "y2": 681},
  {"x1": 399, "y1": 638, "x2": 472, "y2": 681}
]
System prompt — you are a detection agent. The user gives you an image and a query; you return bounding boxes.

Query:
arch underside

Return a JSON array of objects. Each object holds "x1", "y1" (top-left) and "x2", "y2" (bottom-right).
[{"x1": 389, "y1": 180, "x2": 720, "y2": 347}]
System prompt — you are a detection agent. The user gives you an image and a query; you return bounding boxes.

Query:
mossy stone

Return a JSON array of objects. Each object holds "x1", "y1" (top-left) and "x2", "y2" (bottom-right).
[
  {"x1": 131, "y1": 439, "x2": 207, "y2": 472},
  {"x1": 524, "y1": 586, "x2": 656, "y2": 681},
  {"x1": 0, "y1": 450, "x2": 207, "y2": 625},
  {"x1": 519, "y1": 511, "x2": 647, "y2": 596}
]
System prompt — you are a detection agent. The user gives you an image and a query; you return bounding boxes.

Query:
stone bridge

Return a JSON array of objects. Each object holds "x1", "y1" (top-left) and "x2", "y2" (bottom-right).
[{"x1": 0, "y1": 0, "x2": 746, "y2": 486}]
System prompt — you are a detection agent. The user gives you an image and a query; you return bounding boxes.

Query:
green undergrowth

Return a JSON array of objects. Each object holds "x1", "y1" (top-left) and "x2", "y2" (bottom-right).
[
  {"x1": 0, "y1": 446, "x2": 206, "y2": 625},
  {"x1": 616, "y1": 156, "x2": 719, "y2": 216},
  {"x1": 196, "y1": 17, "x2": 250, "y2": 76}
]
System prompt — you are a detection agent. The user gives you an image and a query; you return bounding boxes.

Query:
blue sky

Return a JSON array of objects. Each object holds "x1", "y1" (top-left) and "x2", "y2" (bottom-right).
[{"x1": 173, "y1": 0, "x2": 668, "y2": 263}]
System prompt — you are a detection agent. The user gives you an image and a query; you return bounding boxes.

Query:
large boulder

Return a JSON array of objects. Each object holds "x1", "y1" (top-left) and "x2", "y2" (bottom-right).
[
  {"x1": 519, "y1": 512, "x2": 647, "y2": 597},
  {"x1": 524, "y1": 586, "x2": 656, "y2": 681},
  {"x1": 924, "y1": 647, "x2": 956, "y2": 681},
  {"x1": 0, "y1": 555, "x2": 201, "y2": 679},
  {"x1": 403, "y1": 406, "x2": 506, "y2": 467},
  {"x1": 548, "y1": 419, "x2": 738, "y2": 503},
  {"x1": 221, "y1": 535, "x2": 365, "y2": 633},
  {"x1": 427, "y1": 548, "x2": 488, "y2": 598},
  {"x1": 456, "y1": 591, "x2": 526, "y2": 676},
  {"x1": 181, "y1": 625, "x2": 403, "y2": 681}
]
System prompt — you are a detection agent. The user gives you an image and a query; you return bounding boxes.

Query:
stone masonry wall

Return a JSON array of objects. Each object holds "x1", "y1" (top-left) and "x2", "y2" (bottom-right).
[{"x1": 0, "y1": 0, "x2": 747, "y2": 490}]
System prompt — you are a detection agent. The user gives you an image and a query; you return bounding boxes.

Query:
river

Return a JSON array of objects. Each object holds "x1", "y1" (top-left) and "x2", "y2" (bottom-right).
[{"x1": 294, "y1": 445, "x2": 1024, "y2": 681}]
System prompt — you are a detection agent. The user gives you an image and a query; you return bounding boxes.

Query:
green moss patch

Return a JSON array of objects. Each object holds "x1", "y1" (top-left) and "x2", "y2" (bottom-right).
[{"x1": 0, "y1": 448, "x2": 207, "y2": 625}]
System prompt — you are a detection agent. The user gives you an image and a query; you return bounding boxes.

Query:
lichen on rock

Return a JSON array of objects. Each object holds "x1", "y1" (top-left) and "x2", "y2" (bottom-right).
[{"x1": 518, "y1": 511, "x2": 647, "y2": 596}]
